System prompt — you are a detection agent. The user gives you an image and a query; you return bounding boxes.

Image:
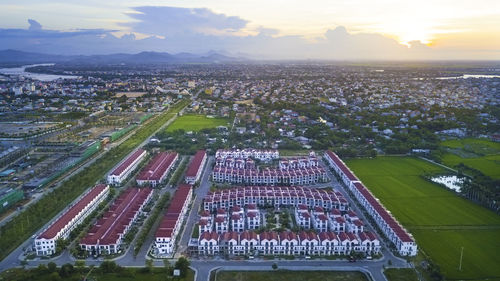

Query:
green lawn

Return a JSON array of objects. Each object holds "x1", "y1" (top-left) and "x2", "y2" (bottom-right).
[
  {"x1": 384, "y1": 268, "x2": 419, "y2": 281},
  {"x1": 0, "y1": 268, "x2": 195, "y2": 281},
  {"x1": 346, "y1": 156, "x2": 500, "y2": 280},
  {"x1": 440, "y1": 138, "x2": 500, "y2": 179},
  {"x1": 166, "y1": 114, "x2": 231, "y2": 132},
  {"x1": 214, "y1": 271, "x2": 368, "y2": 281}
]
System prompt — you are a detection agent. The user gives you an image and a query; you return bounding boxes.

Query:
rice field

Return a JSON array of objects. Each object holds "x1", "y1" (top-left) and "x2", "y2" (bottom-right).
[{"x1": 346, "y1": 156, "x2": 500, "y2": 280}]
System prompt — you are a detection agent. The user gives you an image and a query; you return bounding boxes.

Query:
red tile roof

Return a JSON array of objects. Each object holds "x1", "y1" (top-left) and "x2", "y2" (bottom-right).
[
  {"x1": 185, "y1": 150, "x2": 206, "y2": 178},
  {"x1": 111, "y1": 149, "x2": 145, "y2": 176},
  {"x1": 80, "y1": 187, "x2": 151, "y2": 246},
  {"x1": 155, "y1": 184, "x2": 192, "y2": 238},
  {"x1": 137, "y1": 152, "x2": 177, "y2": 182},
  {"x1": 39, "y1": 184, "x2": 108, "y2": 239}
]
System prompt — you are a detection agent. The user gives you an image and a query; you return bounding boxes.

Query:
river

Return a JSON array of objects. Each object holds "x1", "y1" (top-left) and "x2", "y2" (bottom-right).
[{"x1": 0, "y1": 63, "x2": 80, "y2": 81}]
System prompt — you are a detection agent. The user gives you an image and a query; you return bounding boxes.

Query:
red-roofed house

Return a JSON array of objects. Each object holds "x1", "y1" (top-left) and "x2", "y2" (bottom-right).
[
  {"x1": 185, "y1": 150, "x2": 207, "y2": 184},
  {"x1": 35, "y1": 184, "x2": 109, "y2": 256},
  {"x1": 107, "y1": 149, "x2": 146, "y2": 185},
  {"x1": 80, "y1": 187, "x2": 152, "y2": 255},
  {"x1": 153, "y1": 184, "x2": 192, "y2": 256},
  {"x1": 136, "y1": 152, "x2": 178, "y2": 187}
]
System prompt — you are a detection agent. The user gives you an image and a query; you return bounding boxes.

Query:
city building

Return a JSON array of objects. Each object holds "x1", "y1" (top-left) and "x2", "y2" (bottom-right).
[
  {"x1": 185, "y1": 150, "x2": 207, "y2": 184},
  {"x1": 196, "y1": 230, "x2": 380, "y2": 256},
  {"x1": 203, "y1": 186, "x2": 348, "y2": 212},
  {"x1": 215, "y1": 149, "x2": 279, "y2": 161},
  {"x1": 153, "y1": 184, "x2": 193, "y2": 256},
  {"x1": 35, "y1": 184, "x2": 109, "y2": 256},
  {"x1": 136, "y1": 151, "x2": 178, "y2": 187},
  {"x1": 324, "y1": 150, "x2": 417, "y2": 256},
  {"x1": 107, "y1": 149, "x2": 147, "y2": 185},
  {"x1": 80, "y1": 188, "x2": 152, "y2": 255}
]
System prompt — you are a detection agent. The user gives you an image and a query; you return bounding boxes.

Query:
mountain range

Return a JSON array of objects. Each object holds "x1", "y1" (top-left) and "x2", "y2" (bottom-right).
[{"x1": 0, "y1": 49, "x2": 245, "y2": 65}]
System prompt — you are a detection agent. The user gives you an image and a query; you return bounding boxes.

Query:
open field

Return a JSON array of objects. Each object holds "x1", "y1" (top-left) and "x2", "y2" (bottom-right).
[
  {"x1": 440, "y1": 138, "x2": 500, "y2": 179},
  {"x1": 0, "y1": 267, "x2": 194, "y2": 281},
  {"x1": 166, "y1": 114, "x2": 231, "y2": 132},
  {"x1": 384, "y1": 268, "x2": 419, "y2": 281},
  {"x1": 346, "y1": 156, "x2": 500, "y2": 280},
  {"x1": 214, "y1": 270, "x2": 368, "y2": 281}
]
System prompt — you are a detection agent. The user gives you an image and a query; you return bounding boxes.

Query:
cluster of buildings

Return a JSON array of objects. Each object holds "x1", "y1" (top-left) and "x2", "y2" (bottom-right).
[
  {"x1": 107, "y1": 149, "x2": 147, "y2": 186},
  {"x1": 203, "y1": 186, "x2": 348, "y2": 212},
  {"x1": 136, "y1": 151, "x2": 178, "y2": 187},
  {"x1": 197, "y1": 229, "x2": 380, "y2": 256},
  {"x1": 215, "y1": 149, "x2": 279, "y2": 162},
  {"x1": 185, "y1": 150, "x2": 207, "y2": 184},
  {"x1": 196, "y1": 183, "x2": 378, "y2": 257},
  {"x1": 212, "y1": 150, "x2": 328, "y2": 185},
  {"x1": 324, "y1": 150, "x2": 418, "y2": 256},
  {"x1": 79, "y1": 187, "x2": 153, "y2": 256},
  {"x1": 34, "y1": 184, "x2": 109, "y2": 256},
  {"x1": 294, "y1": 206, "x2": 365, "y2": 234},
  {"x1": 198, "y1": 204, "x2": 261, "y2": 235},
  {"x1": 153, "y1": 184, "x2": 193, "y2": 256},
  {"x1": 0, "y1": 72, "x2": 189, "y2": 113}
]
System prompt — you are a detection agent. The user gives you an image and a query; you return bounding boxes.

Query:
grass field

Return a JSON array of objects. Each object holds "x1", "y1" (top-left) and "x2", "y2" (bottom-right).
[
  {"x1": 440, "y1": 138, "x2": 500, "y2": 179},
  {"x1": 214, "y1": 271, "x2": 368, "y2": 281},
  {"x1": 345, "y1": 156, "x2": 500, "y2": 280},
  {"x1": 0, "y1": 268, "x2": 195, "y2": 281},
  {"x1": 166, "y1": 114, "x2": 231, "y2": 132},
  {"x1": 384, "y1": 268, "x2": 419, "y2": 281}
]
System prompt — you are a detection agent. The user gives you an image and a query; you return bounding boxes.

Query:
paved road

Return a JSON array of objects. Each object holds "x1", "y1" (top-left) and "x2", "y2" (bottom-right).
[
  {"x1": 176, "y1": 156, "x2": 214, "y2": 256},
  {"x1": 190, "y1": 258, "x2": 406, "y2": 281}
]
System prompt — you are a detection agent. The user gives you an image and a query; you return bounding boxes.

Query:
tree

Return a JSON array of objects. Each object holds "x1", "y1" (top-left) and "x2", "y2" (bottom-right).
[
  {"x1": 272, "y1": 263, "x2": 278, "y2": 270},
  {"x1": 48, "y1": 262, "x2": 57, "y2": 273},
  {"x1": 36, "y1": 264, "x2": 48, "y2": 274},
  {"x1": 175, "y1": 257, "x2": 190, "y2": 277},
  {"x1": 59, "y1": 263, "x2": 74, "y2": 278},
  {"x1": 100, "y1": 260, "x2": 117, "y2": 273},
  {"x1": 75, "y1": 260, "x2": 86, "y2": 273},
  {"x1": 145, "y1": 258, "x2": 153, "y2": 273},
  {"x1": 163, "y1": 259, "x2": 172, "y2": 274},
  {"x1": 49, "y1": 271, "x2": 61, "y2": 281}
]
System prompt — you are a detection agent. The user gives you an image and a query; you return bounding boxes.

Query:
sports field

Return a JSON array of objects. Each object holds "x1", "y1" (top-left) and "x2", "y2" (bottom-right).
[
  {"x1": 346, "y1": 156, "x2": 500, "y2": 280},
  {"x1": 166, "y1": 114, "x2": 231, "y2": 132},
  {"x1": 440, "y1": 138, "x2": 500, "y2": 179}
]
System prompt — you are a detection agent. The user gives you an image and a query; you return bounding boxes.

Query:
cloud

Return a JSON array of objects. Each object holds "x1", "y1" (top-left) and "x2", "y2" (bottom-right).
[
  {"x1": 28, "y1": 19, "x2": 42, "y2": 31},
  {"x1": 123, "y1": 6, "x2": 248, "y2": 37},
  {"x1": 0, "y1": 11, "x2": 498, "y2": 60}
]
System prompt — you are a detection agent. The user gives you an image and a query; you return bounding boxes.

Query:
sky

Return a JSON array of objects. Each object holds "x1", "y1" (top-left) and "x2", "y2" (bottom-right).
[{"x1": 0, "y1": 0, "x2": 499, "y2": 60}]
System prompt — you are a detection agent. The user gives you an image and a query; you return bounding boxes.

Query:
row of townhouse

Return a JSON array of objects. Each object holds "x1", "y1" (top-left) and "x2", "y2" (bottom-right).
[
  {"x1": 324, "y1": 150, "x2": 418, "y2": 256},
  {"x1": 215, "y1": 149, "x2": 279, "y2": 162},
  {"x1": 203, "y1": 186, "x2": 348, "y2": 212},
  {"x1": 80, "y1": 187, "x2": 153, "y2": 256},
  {"x1": 212, "y1": 166, "x2": 328, "y2": 185},
  {"x1": 35, "y1": 184, "x2": 109, "y2": 256},
  {"x1": 153, "y1": 184, "x2": 193, "y2": 256},
  {"x1": 107, "y1": 149, "x2": 147, "y2": 185},
  {"x1": 278, "y1": 155, "x2": 319, "y2": 170},
  {"x1": 199, "y1": 204, "x2": 261, "y2": 235},
  {"x1": 136, "y1": 151, "x2": 178, "y2": 187},
  {"x1": 185, "y1": 150, "x2": 207, "y2": 184},
  {"x1": 198, "y1": 230, "x2": 380, "y2": 256},
  {"x1": 215, "y1": 157, "x2": 256, "y2": 169},
  {"x1": 294, "y1": 205, "x2": 365, "y2": 234}
]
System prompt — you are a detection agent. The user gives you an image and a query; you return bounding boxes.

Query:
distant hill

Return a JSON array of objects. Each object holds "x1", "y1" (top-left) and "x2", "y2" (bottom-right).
[{"x1": 0, "y1": 49, "x2": 245, "y2": 65}]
